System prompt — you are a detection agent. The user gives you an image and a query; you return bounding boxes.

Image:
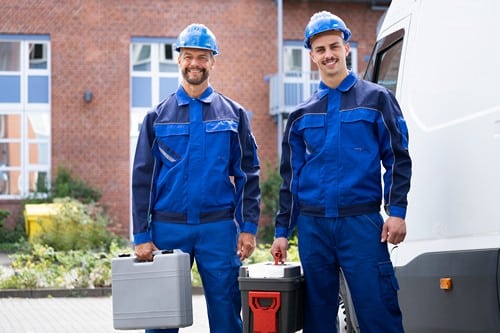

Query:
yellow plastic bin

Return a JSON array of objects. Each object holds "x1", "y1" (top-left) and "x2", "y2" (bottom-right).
[{"x1": 24, "y1": 203, "x2": 62, "y2": 242}]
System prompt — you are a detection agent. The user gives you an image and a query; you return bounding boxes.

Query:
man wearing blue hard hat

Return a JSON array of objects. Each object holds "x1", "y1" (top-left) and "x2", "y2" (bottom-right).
[
  {"x1": 132, "y1": 23, "x2": 261, "y2": 333},
  {"x1": 271, "y1": 11, "x2": 411, "y2": 332}
]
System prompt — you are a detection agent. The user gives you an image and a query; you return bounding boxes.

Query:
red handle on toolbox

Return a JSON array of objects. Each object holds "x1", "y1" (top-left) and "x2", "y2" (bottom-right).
[
  {"x1": 249, "y1": 291, "x2": 281, "y2": 333},
  {"x1": 273, "y1": 251, "x2": 282, "y2": 265}
]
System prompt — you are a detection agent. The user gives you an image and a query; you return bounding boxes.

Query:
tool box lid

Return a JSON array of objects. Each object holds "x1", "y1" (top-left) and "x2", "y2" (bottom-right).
[{"x1": 239, "y1": 262, "x2": 302, "y2": 279}]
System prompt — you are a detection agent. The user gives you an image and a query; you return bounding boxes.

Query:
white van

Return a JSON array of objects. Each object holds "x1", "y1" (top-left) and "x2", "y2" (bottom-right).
[{"x1": 358, "y1": 0, "x2": 500, "y2": 332}]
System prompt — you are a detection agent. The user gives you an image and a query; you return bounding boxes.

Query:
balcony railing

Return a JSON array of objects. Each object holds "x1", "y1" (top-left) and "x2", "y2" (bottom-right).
[{"x1": 268, "y1": 71, "x2": 320, "y2": 115}]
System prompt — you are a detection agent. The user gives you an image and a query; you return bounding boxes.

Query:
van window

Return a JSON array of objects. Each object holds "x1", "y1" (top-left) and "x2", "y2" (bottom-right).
[{"x1": 364, "y1": 29, "x2": 404, "y2": 95}]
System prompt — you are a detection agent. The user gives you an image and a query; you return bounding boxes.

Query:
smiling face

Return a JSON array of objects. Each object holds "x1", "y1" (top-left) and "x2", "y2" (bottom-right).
[
  {"x1": 178, "y1": 47, "x2": 215, "y2": 87},
  {"x1": 309, "y1": 30, "x2": 350, "y2": 88}
]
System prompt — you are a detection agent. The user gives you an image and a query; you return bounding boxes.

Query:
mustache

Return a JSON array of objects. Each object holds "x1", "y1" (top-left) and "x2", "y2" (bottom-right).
[{"x1": 187, "y1": 66, "x2": 205, "y2": 72}]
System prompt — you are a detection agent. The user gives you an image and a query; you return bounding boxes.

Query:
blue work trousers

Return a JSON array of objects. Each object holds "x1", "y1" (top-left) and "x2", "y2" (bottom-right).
[
  {"x1": 297, "y1": 213, "x2": 404, "y2": 333},
  {"x1": 146, "y1": 220, "x2": 242, "y2": 333}
]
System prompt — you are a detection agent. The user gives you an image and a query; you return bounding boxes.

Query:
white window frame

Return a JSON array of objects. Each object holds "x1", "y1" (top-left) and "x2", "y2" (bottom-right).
[{"x1": 0, "y1": 36, "x2": 51, "y2": 198}]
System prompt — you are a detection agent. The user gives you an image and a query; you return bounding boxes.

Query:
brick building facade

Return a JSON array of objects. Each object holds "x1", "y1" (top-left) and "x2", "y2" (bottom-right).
[{"x1": 0, "y1": 0, "x2": 387, "y2": 238}]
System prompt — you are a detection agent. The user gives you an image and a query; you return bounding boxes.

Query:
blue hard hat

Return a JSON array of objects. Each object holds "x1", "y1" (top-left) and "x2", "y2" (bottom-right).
[
  {"x1": 304, "y1": 11, "x2": 352, "y2": 49},
  {"x1": 175, "y1": 23, "x2": 219, "y2": 55}
]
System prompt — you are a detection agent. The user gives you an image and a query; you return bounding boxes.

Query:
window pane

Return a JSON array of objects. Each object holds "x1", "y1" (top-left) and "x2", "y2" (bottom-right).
[
  {"x1": 0, "y1": 141, "x2": 21, "y2": 168},
  {"x1": 131, "y1": 76, "x2": 152, "y2": 107},
  {"x1": 29, "y1": 170, "x2": 49, "y2": 193},
  {"x1": 132, "y1": 44, "x2": 151, "y2": 71},
  {"x1": 0, "y1": 76, "x2": 20, "y2": 103},
  {"x1": 29, "y1": 142, "x2": 49, "y2": 165},
  {"x1": 0, "y1": 168, "x2": 20, "y2": 195},
  {"x1": 284, "y1": 47, "x2": 302, "y2": 72},
  {"x1": 29, "y1": 43, "x2": 48, "y2": 69},
  {"x1": 160, "y1": 63, "x2": 178, "y2": 72},
  {"x1": 0, "y1": 167, "x2": 9, "y2": 194},
  {"x1": 0, "y1": 142, "x2": 7, "y2": 166},
  {"x1": 291, "y1": 49, "x2": 302, "y2": 70},
  {"x1": 27, "y1": 112, "x2": 50, "y2": 138},
  {"x1": 0, "y1": 41, "x2": 20, "y2": 71},
  {"x1": 163, "y1": 44, "x2": 173, "y2": 60},
  {"x1": 28, "y1": 75, "x2": 49, "y2": 103},
  {"x1": 159, "y1": 44, "x2": 177, "y2": 73},
  {"x1": 1, "y1": 114, "x2": 21, "y2": 139},
  {"x1": 376, "y1": 40, "x2": 403, "y2": 94}
]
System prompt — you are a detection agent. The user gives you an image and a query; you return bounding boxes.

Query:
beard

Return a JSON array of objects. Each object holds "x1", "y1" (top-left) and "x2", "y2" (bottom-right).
[{"x1": 182, "y1": 67, "x2": 209, "y2": 85}]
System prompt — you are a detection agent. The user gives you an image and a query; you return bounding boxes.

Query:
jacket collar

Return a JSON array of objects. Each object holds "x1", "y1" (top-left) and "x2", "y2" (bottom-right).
[
  {"x1": 317, "y1": 70, "x2": 357, "y2": 98},
  {"x1": 176, "y1": 85, "x2": 214, "y2": 106}
]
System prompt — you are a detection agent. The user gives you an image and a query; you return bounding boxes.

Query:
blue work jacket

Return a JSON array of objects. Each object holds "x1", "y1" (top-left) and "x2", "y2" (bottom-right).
[
  {"x1": 132, "y1": 85, "x2": 261, "y2": 245},
  {"x1": 275, "y1": 72, "x2": 411, "y2": 238}
]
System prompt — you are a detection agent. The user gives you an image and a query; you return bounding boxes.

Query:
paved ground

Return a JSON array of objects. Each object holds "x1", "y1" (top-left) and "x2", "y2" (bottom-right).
[
  {"x1": 0, "y1": 252, "x2": 209, "y2": 332},
  {"x1": 0, "y1": 295, "x2": 209, "y2": 333},
  {"x1": 0, "y1": 294, "x2": 305, "y2": 333},
  {"x1": 0, "y1": 253, "x2": 303, "y2": 333}
]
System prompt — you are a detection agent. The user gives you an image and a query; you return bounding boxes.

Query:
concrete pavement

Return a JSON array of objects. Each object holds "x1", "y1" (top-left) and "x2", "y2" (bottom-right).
[
  {"x1": 0, "y1": 294, "x2": 209, "y2": 333},
  {"x1": 0, "y1": 252, "x2": 210, "y2": 332},
  {"x1": 0, "y1": 253, "x2": 303, "y2": 333}
]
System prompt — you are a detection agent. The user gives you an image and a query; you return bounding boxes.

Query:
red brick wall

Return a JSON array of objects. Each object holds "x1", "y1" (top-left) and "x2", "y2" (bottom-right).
[{"x1": 0, "y1": 0, "x2": 384, "y2": 237}]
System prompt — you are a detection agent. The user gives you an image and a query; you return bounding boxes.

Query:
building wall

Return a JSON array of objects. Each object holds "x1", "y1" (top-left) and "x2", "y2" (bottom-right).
[{"x1": 0, "y1": 0, "x2": 385, "y2": 237}]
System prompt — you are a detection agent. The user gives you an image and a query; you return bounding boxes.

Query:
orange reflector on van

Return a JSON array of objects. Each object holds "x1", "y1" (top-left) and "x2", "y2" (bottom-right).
[{"x1": 439, "y1": 277, "x2": 452, "y2": 290}]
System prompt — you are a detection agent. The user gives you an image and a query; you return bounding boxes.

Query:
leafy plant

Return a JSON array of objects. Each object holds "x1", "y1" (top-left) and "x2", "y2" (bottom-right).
[
  {"x1": 256, "y1": 163, "x2": 283, "y2": 243},
  {"x1": 0, "y1": 210, "x2": 28, "y2": 252},
  {"x1": 0, "y1": 210, "x2": 13, "y2": 243},
  {"x1": 0, "y1": 242, "x2": 126, "y2": 289},
  {"x1": 51, "y1": 166, "x2": 101, "y2": 204},
  {"x1": 0, "y1": 166, "x2": 131, "y2": 290},
  {"x1": 32, "y1": 198, "x2": 126, "y2": 252},
  {"x1": 260, "y1": 163, "x2": 282, "y2": 218}
]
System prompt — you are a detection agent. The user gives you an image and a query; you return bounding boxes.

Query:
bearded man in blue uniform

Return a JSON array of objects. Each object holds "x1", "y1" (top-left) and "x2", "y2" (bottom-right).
[{"x1": 132, "y1": 23, "x2": 261, "y2": 333}]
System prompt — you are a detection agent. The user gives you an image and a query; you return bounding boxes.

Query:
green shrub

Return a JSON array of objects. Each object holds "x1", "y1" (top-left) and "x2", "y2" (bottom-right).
[
  {"x1": 0, "y1": 238, "x2": 300, "y2": 289},
  {"x1": 0, "y1": 166, "x2": 130, "y2": 289},
  {"x1": 260, "y1": 163, "x2": 281, "y2": 218},
  {"x1": 0, "y1": 210, "x2": 28, "y2": 252},
  {"x1": 257, "y1": 163, "x2": 300, "y2": 244},
  {"x1": 51, "y1": 166, "x2": 101, "y2": 204},
  {"x1": 32, "y1": 198, "x2": 126, "y2": 252},
  {"x1": 0, "y1": 210, "x2": 9, "y2": 225},
  {"x1": 0, "y1": 242, "x2": 126, "y2": 289},
  {"x1": 24, "y1": 166, "x2": 101, "y2": 205},
  {"x1": 257, "y1": 163, "x2": 282, "y2": 244},
  {"x1": 0, "y1": 210, "x2": 13, "y2": 243}
]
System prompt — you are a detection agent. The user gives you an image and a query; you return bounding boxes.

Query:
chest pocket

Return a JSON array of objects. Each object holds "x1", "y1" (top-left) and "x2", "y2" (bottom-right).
[
  {"x1": 340, "y1": 109, "x2": 378, "y2": 151},
  {"x1": 297, "y1": 115, "x2": 326, "y2": 155},
  {"x1": 205, "y1": 120, "x2": 238, "y2": 163},
  {"x1": 153, "y1": 124, "x2": 189, "y2": 167}
]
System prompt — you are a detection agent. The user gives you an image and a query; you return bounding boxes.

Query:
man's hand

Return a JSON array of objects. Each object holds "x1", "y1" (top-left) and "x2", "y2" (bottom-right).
[
  {"x1": 270, "y1": 237, "x2": 289, "y2": 263},
  {"x1": 381, "y1": 216, "x2": 407, "y2": 245},
  {"x1": 238, "y1": 232, "x2": 256, "y2": 261},
  {"x1": 134, "y1": 242, "x2": 159, "y2": 261}
]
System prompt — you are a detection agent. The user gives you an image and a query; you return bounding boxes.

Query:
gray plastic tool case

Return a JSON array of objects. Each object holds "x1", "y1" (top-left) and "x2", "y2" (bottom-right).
[{"x1": 112, "y1": 249, "x2": 193, "y2": 330}]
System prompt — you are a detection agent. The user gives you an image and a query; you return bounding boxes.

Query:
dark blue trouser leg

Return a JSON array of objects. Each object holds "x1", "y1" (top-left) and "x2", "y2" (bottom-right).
[{"x1": 298, "y1": 213, "x2": 404, "y2": 333}]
